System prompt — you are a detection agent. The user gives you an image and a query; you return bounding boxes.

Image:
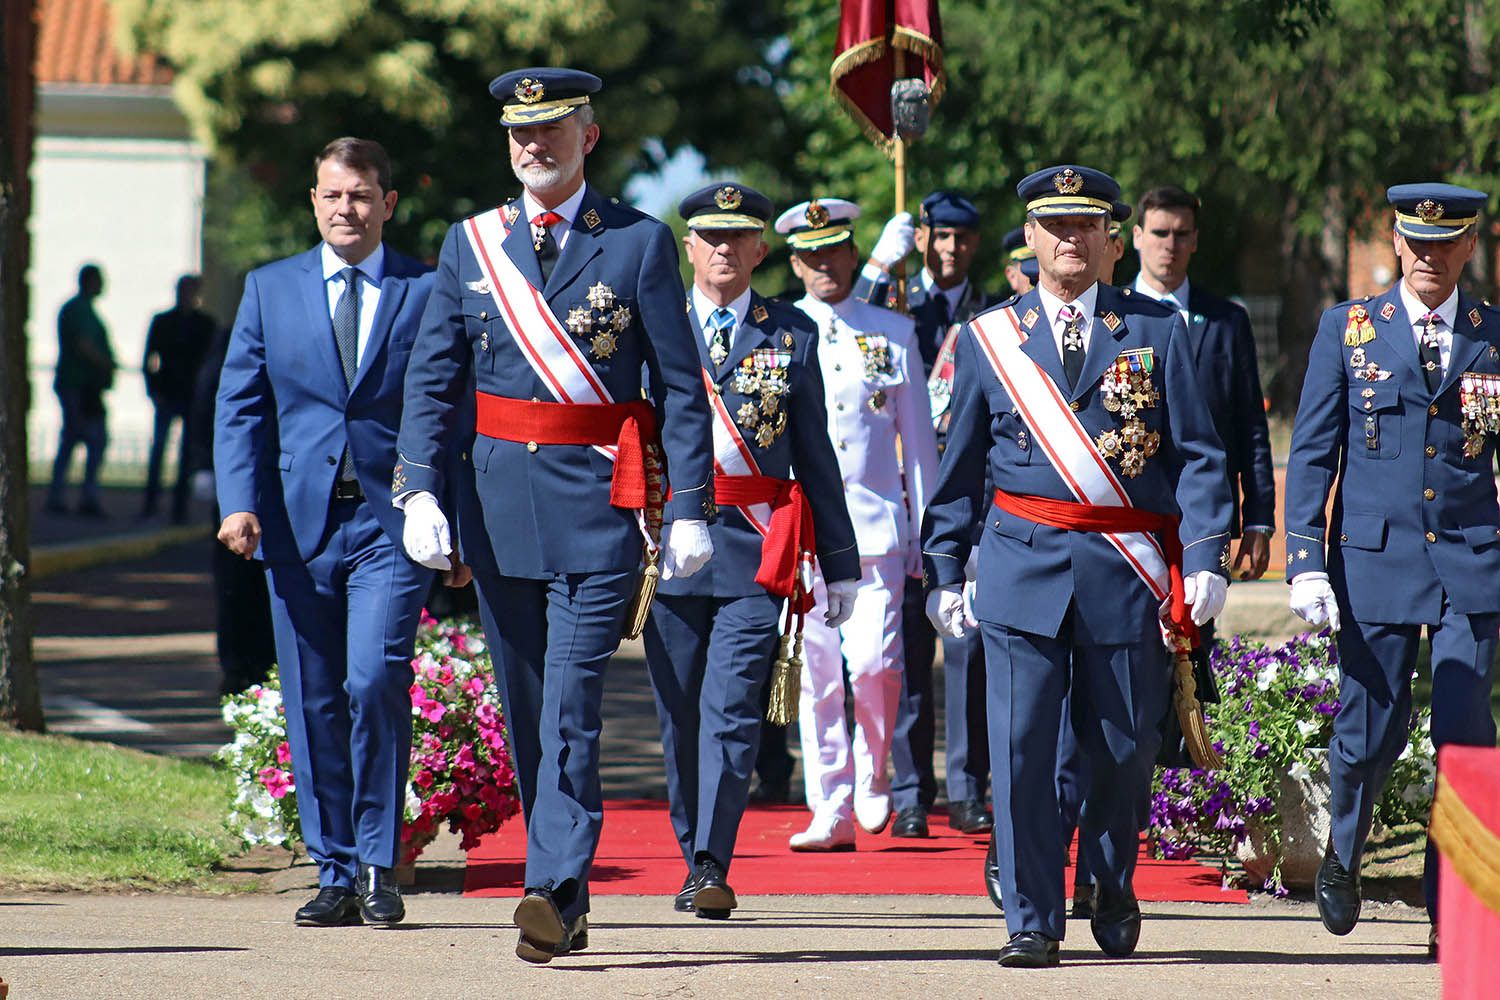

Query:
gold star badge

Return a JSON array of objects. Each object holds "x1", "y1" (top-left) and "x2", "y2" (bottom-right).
[
  {"x1": 1298, "y1": 548, "x2": 1309, "y2": 561},
  {"x1": 590, "y1": 330, "x2": 618, "y2": 359},
  {"x1": 587, "y1": 282, "x2": 615, "y2": 311},
  {"x1": 736, "y1": 402, "x2": 760, "y2": 427}
]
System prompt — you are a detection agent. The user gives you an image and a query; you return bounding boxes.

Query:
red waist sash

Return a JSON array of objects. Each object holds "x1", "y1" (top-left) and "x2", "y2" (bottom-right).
[
  {"x1": 717, "y1": 474, "x2": 815, "y2": 612},
  {"x1": 991, "y1": 487, "x2": 1197, "y2": 644},
  {"x1": 474, "y1": 393, "x2": 660, "y2": 513}
]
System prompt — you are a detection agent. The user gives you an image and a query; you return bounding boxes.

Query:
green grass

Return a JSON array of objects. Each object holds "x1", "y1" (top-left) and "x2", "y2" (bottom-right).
[{"x1": 0, "y1": 728, "x2": 242, "y2": 891}]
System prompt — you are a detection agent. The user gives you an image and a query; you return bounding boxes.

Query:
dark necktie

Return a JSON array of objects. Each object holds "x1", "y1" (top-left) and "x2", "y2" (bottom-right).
[
  {"x1": 708, "y1": 307, "x2": 734, "y2": 370},
  {"x1": 333, "y1": 267, "x2": 360, "y2": 480},
  {"x1": 932, "y1": 289, "x2": 951, "y2": 328},
  {"x1": 1419, "y1": 312, "x2": 1443, "y2": 394},
  {"x1": 1060, "y1": 304, "x2": 1085, "y2": 390},
  {"x1": 533, "y1": 210, "x2": 563, "y2": 283}
]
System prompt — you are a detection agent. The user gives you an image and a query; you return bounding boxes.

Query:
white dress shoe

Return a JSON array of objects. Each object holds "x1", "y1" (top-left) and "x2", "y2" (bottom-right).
[
  {"x1": 853, "y1": 792, "x2": 892, "y2": 834},
  {"x1": 789, "y1": 813, "x2": 857, "y2": 852}
]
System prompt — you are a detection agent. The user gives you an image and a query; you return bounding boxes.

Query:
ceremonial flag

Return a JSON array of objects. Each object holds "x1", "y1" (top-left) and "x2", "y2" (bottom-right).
[{"x1": 830, "y1": 0, "x2": 945, "y2": 148}]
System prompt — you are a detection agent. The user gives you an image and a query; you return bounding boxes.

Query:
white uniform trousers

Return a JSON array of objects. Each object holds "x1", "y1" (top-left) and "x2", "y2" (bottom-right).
[{"x1": 797, "y1": 553, "x2": 906, "y2": 820}]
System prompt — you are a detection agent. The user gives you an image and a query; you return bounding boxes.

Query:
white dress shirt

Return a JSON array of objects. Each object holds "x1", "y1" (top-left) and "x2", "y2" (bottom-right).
[
  {"x1": 1133, "y1": 274, "x2": 1191, "y2": 325},
  {"x1": 1399, "y1": 281, "x2": 1458, "y2": 375},
  {"x1": 521, "y1": 182, "x2": 588, "y2": 253},
  {"x1": 1035, "y1": 281, "x2": 1100, "y2": 360},
  {"x1": 795, "y1": 293, "x2": 939, "y2": 572},
  {"x1": 691, "y1": 285, "x2": 752, "y2": 353},
  {"x1": 321, "y1": 241, "x2": 385, "y2": 367}
]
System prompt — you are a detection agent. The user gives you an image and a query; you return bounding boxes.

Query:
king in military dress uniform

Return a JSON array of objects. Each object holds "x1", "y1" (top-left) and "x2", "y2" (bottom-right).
[{"x1": 394, "y1": 68, "x2": 716, "y2": 964}]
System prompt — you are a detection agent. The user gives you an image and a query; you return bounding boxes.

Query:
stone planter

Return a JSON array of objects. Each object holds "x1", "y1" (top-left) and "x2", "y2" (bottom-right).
[{"x1": 1235, "y1": 748, "x2": 1332, "y2": 890}]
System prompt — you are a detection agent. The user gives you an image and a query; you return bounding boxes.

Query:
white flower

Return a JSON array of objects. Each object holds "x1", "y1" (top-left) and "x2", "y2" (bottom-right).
[
  {"x1": 1288, "y1": 760, "x2": 1312, "y2": 782},
  {"x1": 1296, "y1": 720, "x2": 1319, "y2": 740},
  {"x1": 1256, "y1": 665, "x2": 1277, "y2": 691}
]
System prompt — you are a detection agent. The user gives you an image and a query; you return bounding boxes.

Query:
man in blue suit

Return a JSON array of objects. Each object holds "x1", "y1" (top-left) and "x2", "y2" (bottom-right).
[
  {"x1": 1285, "y1": 183, "x2": 1500, "y2": 958},
  {"x1": 215, "y1": 137, "x2": 443, "y2": 928},
  {"x1": 648, "y1": 183, "x2": 860, "y2": 918},
  {"x1": 923, "y1": 165, "x2": 1231, "y2": 968},
  {"x1": 394, "y1": 68, "x2": 716, "y2": 964},
  {"x1": 854, "y1": 190, "x2": 999, "y2": 838}
]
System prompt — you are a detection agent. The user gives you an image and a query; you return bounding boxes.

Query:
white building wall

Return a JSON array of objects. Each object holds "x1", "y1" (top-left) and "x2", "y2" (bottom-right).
[{"x1": 27, "y1": 87, "x2": 206, "y2": 474}]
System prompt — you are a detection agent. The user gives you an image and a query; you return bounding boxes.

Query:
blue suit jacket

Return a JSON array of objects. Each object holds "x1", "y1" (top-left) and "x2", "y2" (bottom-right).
[
  {"x1": 214, "y1": 245, "x2": 434, "y2": 563},
  {"x1": 661, "y1": 293, "x2": 859, "y2": 597},
  {"x1": 1184, "y1": 286, "x2": 1276, "y2": 536},
  {"x1": 1284, "y1": 284, "x2": 1500, "y2": 623},
  {"x1": 922, "y1": 283, "x2": 1232, "y2": 644},
  {"x1": 396, "y1": 186, "x2": 715, "y2": 578}
]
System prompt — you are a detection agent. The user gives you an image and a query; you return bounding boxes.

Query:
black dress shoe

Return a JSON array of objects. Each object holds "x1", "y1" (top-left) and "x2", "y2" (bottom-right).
[
  {"x1": 1090, "y1": 885, "x2": 1141, "y2": 957},
  {"x1": 1071, "y1": 880, "x2": 1095, "y2": 919},
  {"x1": 984, "y1": 836, "x2": 1003, "y2": 910},
  {"x1": 1315, "y1": 841, "x2": 1361, "y2": 936},
  {"x1": 674, "y1": 869, "x2": 702, "y2": 912},
  {"x1": 355, "y1": 864, "x2": 405, "y2": 925},
  {"x1": 514, "y1": 887, "x2": 568, "y2": 964},
  {"x1": 294, "y1": 886, "x2": 362, "y2": 927},
  {"x1": 689, "y1": 856, "x2": 737, "y2": 920},
  {"x1": 997, "y1": 931, "x2": 1059, "y2": 968},
  {"x1": 948, "y1": 800, "x2": 995, "y2": 835},
  {"x1": 891, "y1": 806, "x2": 929, "y2": 838},
  {"x1": 554, "y1": 914, "x2": 589, "y2": 956}
]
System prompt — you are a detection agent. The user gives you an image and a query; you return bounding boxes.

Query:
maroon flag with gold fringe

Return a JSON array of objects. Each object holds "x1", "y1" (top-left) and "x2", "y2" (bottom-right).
[{"x1": 830, "y1": 0, "x2": 945, "y2": 147}]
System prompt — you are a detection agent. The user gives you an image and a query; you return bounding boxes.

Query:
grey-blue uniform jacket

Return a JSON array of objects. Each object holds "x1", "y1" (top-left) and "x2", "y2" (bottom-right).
[
  {"x1": 1284, "y1": 284, "x2": 1500, "y2": 622},
  {"x1": 395, "y1": 187, "x2": 715, "y2": 578},
  {"x1": 922, "y1": 283, "x2": 1232, "y2": 644}
]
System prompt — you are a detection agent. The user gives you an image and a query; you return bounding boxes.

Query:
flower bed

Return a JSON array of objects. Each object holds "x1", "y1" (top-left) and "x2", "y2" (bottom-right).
[
  {"x1": 1149, "y1": 631, "x2": 1435, "y2": 893},
  {"x1": 219, "y1": 612, "x2": 521, "y2": 863}
]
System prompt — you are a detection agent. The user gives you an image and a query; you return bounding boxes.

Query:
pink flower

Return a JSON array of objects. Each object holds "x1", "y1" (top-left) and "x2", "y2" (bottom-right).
[
  {"x1": 259, "y1": 766, "x2": 293, "y2": 799},
  {"x1": 413, "y1": 769, "x2": 435, "y2": 789},
  {"x1": 464, "y1": 677, "x2": 486, "y2": 697},
  {"x1": 275, "y1": 741, "x2": 292, "y2": 765},
  {"x1": 420, "y1": 701, "x2": 447, "y2": 723}
]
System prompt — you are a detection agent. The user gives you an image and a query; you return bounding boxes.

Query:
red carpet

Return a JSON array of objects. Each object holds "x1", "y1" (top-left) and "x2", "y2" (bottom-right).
[{"x1": 464, "y1": 800, "x2": 1246, "y2": 903}]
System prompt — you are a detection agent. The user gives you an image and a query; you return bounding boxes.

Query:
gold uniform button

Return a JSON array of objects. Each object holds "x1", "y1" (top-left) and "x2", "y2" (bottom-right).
[
  {"x1": 1429, "y1": 404, "x2": 1439, "y2": 416},
  {"x1": 526, "y1": 441, "x2": 539, "y2": 453},
  {"x1": 480, "y1": 310, "x2": 488, "y2": 319},
  {"x1": 1069, "y1": 401, "x2": 1081, "y2": 411},
  {"x1": 1424, "y1": 488, "x2": 1436, "y2": 500},
  {"x1": 1363, "y1": 401, "x2": 1373, "y2": 410},
  {"x1": 1426, "y1": 531, "x2": 1437, "y2": 543},
  {"x1": 1340, "y1": 533, "x2": 1348, "y2": 542},
  {"x1": 1426, "y1": 446, "x2": 1437, "y2": 457}
]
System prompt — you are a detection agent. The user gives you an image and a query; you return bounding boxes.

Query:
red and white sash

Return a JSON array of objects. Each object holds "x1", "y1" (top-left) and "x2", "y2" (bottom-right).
[
  {"x1": 462, "y1": 207, "x2": 617, "y2": 463},
  {"x1": 702, "y1": 368, "x2": 772, "y2": 535},
  {"x1": 968, "y1": 306, "x2": 1169, "y2": 600}
]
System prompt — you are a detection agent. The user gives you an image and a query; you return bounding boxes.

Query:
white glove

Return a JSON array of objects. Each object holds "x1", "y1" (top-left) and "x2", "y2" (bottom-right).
[
  {"x1": 870, "y1": 211, "x2": 916, "y2": 268},
  {"x1": 191, "y1": 470, "x2": 215, "y2": 503},
  {"x1": 925, "y1": 585, "x2": 968, "y2": 638},
  {"x1": 960, "y1": 579, "x2": 979, "y2": 629},
  {"x1": 1289, "y1": 572, "x2": 1341, "y2": 632},
  {"x1": 661, "y1": 519, "x2": 713, "y2": 580},
  {"x1": 1182, "y1": 570, "x2": 1228, "y2": 626},
  {"x1": 824, "y1": 579, "x2": 859, "y2": 629},
  {"x1": 401, "y1": 491, "x2": 452, "y2": 571}
]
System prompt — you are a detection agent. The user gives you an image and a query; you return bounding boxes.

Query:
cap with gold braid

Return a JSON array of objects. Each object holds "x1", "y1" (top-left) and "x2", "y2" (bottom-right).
[
  {"x1": 488, "y1": 67, "x2": 602, "y2": 127},
  {"x1": 774, "y1": 198, "x2": 861, "y2": 251},
  {"x1": 1016, "y1": 164, "x2": 1121, "y2": 218},
  {"x1": 1002, "y1": 226, "x2": 1035, "y2": 264},
  {"x1": 678, "y1": 182, "x2": 773, "y2": 231},
  {"x1": 1387, "y1": 182, "x2": 1487, "y2": 242},
  {"x1": 1109, "y1": 200, "x2": 1132, "y2": 239}
]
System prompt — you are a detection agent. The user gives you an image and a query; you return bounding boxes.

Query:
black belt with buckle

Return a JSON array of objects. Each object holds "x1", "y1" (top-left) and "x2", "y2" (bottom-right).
[{"x1": 332, "y1": 478, "x2": 364, "y2": 501}]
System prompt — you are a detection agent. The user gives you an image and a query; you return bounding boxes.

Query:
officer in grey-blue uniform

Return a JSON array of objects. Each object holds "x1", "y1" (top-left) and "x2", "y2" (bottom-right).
[
  {"x1": 924, "y1": 165, "x2": 1231, "y2": 968},
  {"x1": 1285, "y1": 183, "x2": 1500, "y2": 957},
  {"x1": 646, "y1": 183, "x2": 860, "y2": 919},
  {"x1": 854, "y1": 190, "x2": 999, "y2": 838},
  {"x1": 394, "y1": 68, "x2": 716, "y2": 964}
]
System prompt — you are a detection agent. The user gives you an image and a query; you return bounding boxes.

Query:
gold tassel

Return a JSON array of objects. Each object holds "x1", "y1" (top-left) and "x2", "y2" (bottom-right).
[
  {"x1": 765, "y1": 632, "x2": 799, "y2": 726},
  {"x1": 622, "y1": 548, "x2": 659, "y2": 641},
  {"x1": 1173, "y1": 650, "x2": 1224, "y2": 770}
]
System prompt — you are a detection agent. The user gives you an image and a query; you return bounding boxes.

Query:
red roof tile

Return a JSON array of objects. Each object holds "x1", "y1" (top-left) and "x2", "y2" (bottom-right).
[{"x1": 36, "y1": 0, "x2": 173, "y2": 86}]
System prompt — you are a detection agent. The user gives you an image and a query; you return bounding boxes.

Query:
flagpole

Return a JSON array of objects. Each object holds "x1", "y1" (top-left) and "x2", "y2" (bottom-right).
[{"x1": 892, "y1": 46, "x2": 908, "y2": 314}]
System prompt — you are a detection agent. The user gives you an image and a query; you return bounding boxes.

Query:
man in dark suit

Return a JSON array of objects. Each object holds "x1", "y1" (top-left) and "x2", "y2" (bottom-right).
[
  {"x1": 1285, "y1": 183, "x2": 1500, "y2": 959},
  {"x1": 855, "y1": 191, "x2": 998, "y2": 838},
  {"x1": 924, "y1": 165, "x2": 1231, "y2": 967},
  {"x1": 142, "y1": 274, "x2": 215, "y2": 522},
  {"x1": 395, "y1": 68, "x2": 716, "y2": 964},
  {"x1": 215, "y1": 137, "x2": 445, "y2": 930},
  {"x1": 1131, "y1": 186, "x2": 1275, "y2": 585},
  {"x1": 648, "y1": 183, "x2": 859, "y2": 918}
]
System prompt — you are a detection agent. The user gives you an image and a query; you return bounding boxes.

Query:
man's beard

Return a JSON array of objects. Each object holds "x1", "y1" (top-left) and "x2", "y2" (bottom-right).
[{"x1": 511, "y1": 148, "x2": 583, "y2": 193}]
